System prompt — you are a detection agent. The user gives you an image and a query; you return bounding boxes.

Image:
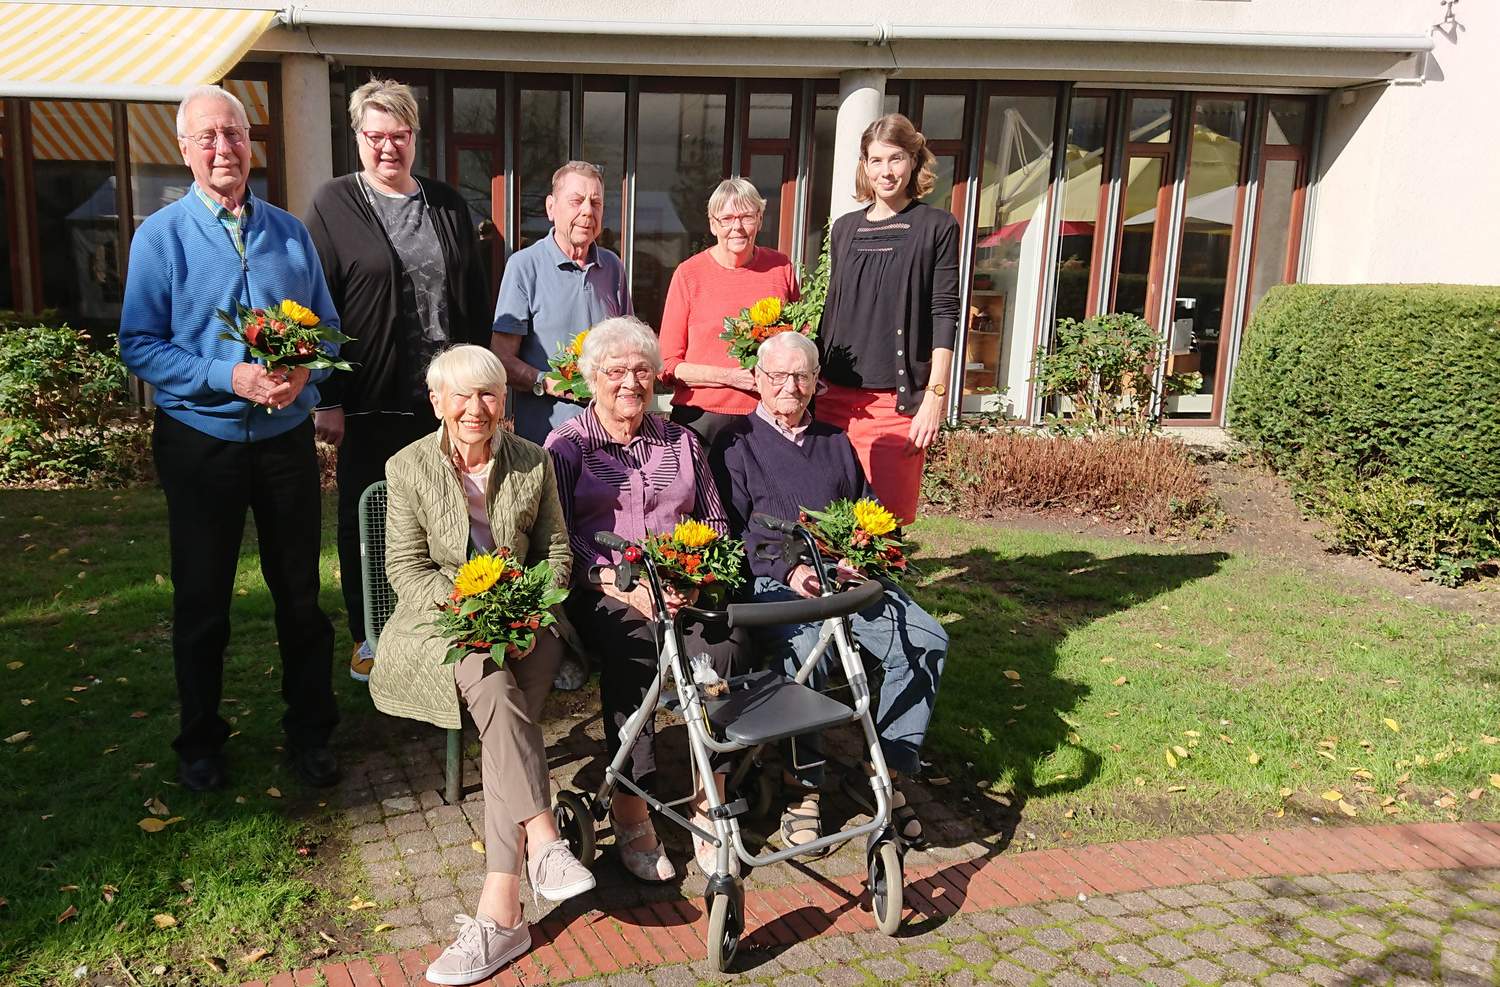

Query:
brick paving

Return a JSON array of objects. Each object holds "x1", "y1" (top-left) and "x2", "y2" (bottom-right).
[{"x1": 240, "y1": 717, "x2": 1500, "y2": 986}]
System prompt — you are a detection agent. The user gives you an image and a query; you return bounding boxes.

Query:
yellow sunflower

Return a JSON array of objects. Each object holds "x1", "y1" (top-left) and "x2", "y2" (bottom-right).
[
  {"x1": 454, "y1": 554, "x2": 506, "y2": 598},
  {"x1": 280, "y1": 299, "x2": 320, "y2": 327},
  {"x1": 672, "y1": 518, "x2": 718, "y2": 549},
  {"x1": 852, "y1": 499, "x2": 898, "y2": 537},
  {"x1": 570, "y1": 329, "x2": 590, "y2": 357},
  {"x1": 748, "y1": 296, "x2": 783, "y2": 328}
]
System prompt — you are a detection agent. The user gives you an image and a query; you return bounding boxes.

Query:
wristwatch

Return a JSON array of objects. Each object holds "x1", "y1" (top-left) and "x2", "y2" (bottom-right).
[
  {"x1": 532, "y1": 375, "x2": 546, "y2": 397},
  {"x1": 928, "y1": 382, "x2": 948, "y2": 397}
]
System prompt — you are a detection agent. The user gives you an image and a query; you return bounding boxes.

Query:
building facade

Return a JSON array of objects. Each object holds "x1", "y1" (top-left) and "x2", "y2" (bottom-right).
[{"x1": 1, "y1": 0, "x2": 1493, "y2": 427}]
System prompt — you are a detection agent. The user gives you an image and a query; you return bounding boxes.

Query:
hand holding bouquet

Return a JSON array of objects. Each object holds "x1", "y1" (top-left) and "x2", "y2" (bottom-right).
[
  {"x1": 543, "y1": 328, "x2": 593, "y2": 401},
  {"x1": 432, "y1": 550, "x2": 569, "y2": 666},
  {"x1": 640, "y1": 518, "x2": 745, "y2": 596},
  {"x1": 719, "y1": 296, "x2": 816, "y2": 370},
  {"x1": 798, "y1": 498, "x2": 915, "y2": 580}
]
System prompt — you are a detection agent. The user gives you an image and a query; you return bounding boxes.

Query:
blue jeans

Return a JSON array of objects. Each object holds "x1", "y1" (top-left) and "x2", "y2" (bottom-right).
[{"x1": 751, "y1": 575, "x2": 947, "y2": 786}]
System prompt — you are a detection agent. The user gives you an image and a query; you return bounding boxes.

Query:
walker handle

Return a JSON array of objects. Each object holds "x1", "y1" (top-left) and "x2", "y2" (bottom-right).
[
  {"x1": 594, "y1": 531, "x2": 631, "y2": 552},
  {"x1": 752, "y1": 512, "x2": 798, "y2": 534},
  {"x1": 724, "y1": 576, "x2": 883, "y2": 629}
]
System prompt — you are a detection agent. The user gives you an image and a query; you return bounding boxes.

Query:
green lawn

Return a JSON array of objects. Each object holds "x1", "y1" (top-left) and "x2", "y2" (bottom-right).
[{"x1": 1, "y1": 490, "x2": 1497, "y2": 983}]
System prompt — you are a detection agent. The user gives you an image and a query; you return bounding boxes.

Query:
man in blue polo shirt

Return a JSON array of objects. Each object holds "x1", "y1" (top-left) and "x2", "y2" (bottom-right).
[
  {"x1": 120, "y1": 85, "x2": 341, "y2": 793},
  {"x1": 490, "y1": 160, "x2": 630, "y2": 444}
]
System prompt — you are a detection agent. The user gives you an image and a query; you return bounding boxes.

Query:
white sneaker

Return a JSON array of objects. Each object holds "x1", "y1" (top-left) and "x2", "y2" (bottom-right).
[
  {"x1": 424, "y1": 914, "x2": 530, "y2": 985},
  {"x1": 528, "y1": 837, "x2": 596, "y2": 903}
]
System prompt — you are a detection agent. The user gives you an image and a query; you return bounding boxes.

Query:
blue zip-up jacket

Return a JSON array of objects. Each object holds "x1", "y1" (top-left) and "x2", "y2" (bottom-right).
[{"x1": 120, "y1": 186, "x2": 342, "y2": 442}]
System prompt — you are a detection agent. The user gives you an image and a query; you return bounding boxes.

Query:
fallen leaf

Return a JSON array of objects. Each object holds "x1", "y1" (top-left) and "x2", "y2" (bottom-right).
[
  {"x1": 1436, "y1": 795, "x2": 1457, "y2": 809},
  {"x1": 1482, "y1": 735, "x2": 1499, "y2": 746},
  {"x1": 1337, "y1": 800, "x2": 1358, "y2": 817},
  {"x1": 1165, "y1": 748, "x2": 1178, "y2": 768},
  {"x1": 1351, "y1": 769, "x2": 1374, "y2": 781},
  {"x1": 1105, "y1": 710, "x2": 1120, "y2": 718},
  {"x1": 137, "y1": 818, "x2": 169, "y2": 833},
  {"x1": 1278, "y1": 787, "x2": 1294, "y2": 798},
  {"x1": 5, "y1": 731, "x2": 31, "y2": 744},
  {"x1": 202, "y1": 957, "x2": 226, "y2": 974},
  {"x1": 234, "y1": 796, "x2": 247, "y2": 804},
  {"x1": 154, "y1": 574, "x2": 166, "y2": 586},
  {"x1": 1321, "y1": 790, "x2": 1344, "y2": 802},
  {"x1": 5, "y1": 661, "x2": 22, "y2": 670},
  {"x1": 1315, "y1": 750, "x2": 1337, "y2": 761},
  {"x1": 1133, "y1": 776, "x2": 1145, "y2": 787},
  {"x1": 101, "y1": 745, "x2": 119, "y2": 755},
  {"x1": 58, "y1": 884, "x2": 79, "y2": 892},
  {"x1": 1467, "y1": 788, "x2": 1483, "y2": 801},
  {"x1": 1171, "y1": 745, "x2": 1190, "y2": 759},
  {"x1": 1383, "y1": 804, "x2": 1401, "y2": 815},
  {"x1": 129, "y1": 711, "x2": 147, "y2": 719},
  {"x1": 1063, "y1": 808, "x2": 1075, "y2": 819},
  {"x1": 1248, "y1": 751, "x2": 1262, "y2": 765},
  {"x1": 1183, "y1": 730, "x2": 1201, "y2": 738},
  {"x1": 1383, "y1": 718, "x2": 1401, "y2": 733},
  {"x1": 101, "y1": 884, "x2": 118, "y2": 903},
  {"x1": 1112, "y1": 676, "x2": 1128, "y2": 686},
  {"x1": 1218, "y1": 734, "x2": 1234, "y2": 744},
  {"x1": 152, "y1": 913, "x2": 177, "y2": 929},
  {"x1": 147, "y1": 797, "x2": 169, "y2": 817},
  {"x1": 1099, "y1": 656, "x2": 1115, "y2": 664},
  {"x1": 348, "y1": 896, "x2": 376, "y2": 911},
  {"x1": 318, "y1": 931, "x2": 336, "y2": 944},
  {"x1": 372, "y1": 923, "x2": 395, "y2": 933},
  {"x1": 1489, "y1": 774, "x2": 1500, "y2": 789},
  {"x1": 57, "y1": 904, "x2": 78, "y2": 923},
  {"x1": 239, "y1": 948, "x2": 270, "y2": 964},
  {"x1": 1167, "y1": 785, "x2": 1187, "y2": 793},
  {"x1": 265, "y1": 787, "x2": 282, "y2": 799},
  {"x1": 1003, "y1": 669, "x2": 1021, "y2": 680},
  {"x1": 471, "y1": 841, "x2": 485, "y2": 855}
]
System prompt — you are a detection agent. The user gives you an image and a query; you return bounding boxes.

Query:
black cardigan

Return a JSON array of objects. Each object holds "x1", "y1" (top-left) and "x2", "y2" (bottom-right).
[
  {"x1": 818, "y1": 201, "x2": 960, "y2": 415},
  {"x1": 306, "y1": 174, "x2": 491, "y2": 414}
]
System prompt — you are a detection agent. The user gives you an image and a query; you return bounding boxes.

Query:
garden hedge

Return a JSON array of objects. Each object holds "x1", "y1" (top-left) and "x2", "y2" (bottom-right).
[{"x1": 1228, "y1": 283, "x2": 1500, "y2": 504}]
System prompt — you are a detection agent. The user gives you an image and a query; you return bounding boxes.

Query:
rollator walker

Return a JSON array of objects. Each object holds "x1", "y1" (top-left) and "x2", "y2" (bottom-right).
[{"x1": 550, "y1": 513, "x2": 906, "y2": 971}]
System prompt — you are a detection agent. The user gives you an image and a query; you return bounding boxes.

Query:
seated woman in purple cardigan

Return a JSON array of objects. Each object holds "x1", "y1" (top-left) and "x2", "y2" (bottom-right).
[
  {"x1": 544, "y1": 316, "x2": 747, "y2": 884},
  {"x1": 711, "y1": 330, "x2": 948, "y2": 853}
]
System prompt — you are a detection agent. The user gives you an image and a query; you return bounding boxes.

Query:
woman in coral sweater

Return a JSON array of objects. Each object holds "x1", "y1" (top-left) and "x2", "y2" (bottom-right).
[{"x1": 659, "y1": 178, "x2": 799, "y2": 447}]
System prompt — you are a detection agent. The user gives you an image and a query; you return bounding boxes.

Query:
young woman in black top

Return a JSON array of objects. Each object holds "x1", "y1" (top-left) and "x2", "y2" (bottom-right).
[{"x1": 815, "y1": 113, "x2": 959, "y2": 524}]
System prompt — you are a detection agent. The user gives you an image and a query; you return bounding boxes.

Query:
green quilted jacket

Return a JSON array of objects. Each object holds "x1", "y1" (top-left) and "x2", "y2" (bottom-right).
[{"x1": 370, "y1": 426, "x2": 571, "y2": 729}]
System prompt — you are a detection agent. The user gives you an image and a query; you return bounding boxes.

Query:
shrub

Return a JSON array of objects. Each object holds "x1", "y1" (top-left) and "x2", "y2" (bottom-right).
[
  {"x1": 1033, "y1": 312, "x2": 1200, "y2": 435},
  {"x1": 0, "y1": 323, "x2": 150, "y2": 487},
  {"x1": 923, "y1": 426, "x2": 1219, "y2": 533},
  {"x1": 1229, "y1": 283, "x2": 1500, "y2": 581}
]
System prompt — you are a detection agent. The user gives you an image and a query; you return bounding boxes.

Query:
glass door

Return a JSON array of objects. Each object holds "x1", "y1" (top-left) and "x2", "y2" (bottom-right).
[
  {"x1": 1111, "y1": 94, "x2": 1177, "y2": 324},
  {"x1": 740, "y1": 86, "x2": 799, "y2": 254}
]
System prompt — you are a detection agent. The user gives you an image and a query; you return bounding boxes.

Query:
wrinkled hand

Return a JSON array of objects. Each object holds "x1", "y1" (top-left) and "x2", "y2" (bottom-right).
[
  {"x1": 788, "y1": 563, "x2": 823, "y2": 599},
  {"x1": 660, "y1": 581, "x2": 699, "y2": 617},
  {"x1": 542, "y1": 375, "x2": 574, "y2": 401},
  {"x1": 314, "y1": 407, "x2": 345, "y2": 446},
  {"x1": 504, "y1": 636, "x2": 538, "y2": 661},
  {"x1": 721, "y1": 367, "x2": 758, "y2": 393},
  {"x1": 266, "y1": 367, "x2": 310, "y2": 410},
  {"x1": 906, "y1": 391, "x2": 944, "y2": 451},
  {"x1": 231, "y1": 363, "x2": 282, "y2": 405}
]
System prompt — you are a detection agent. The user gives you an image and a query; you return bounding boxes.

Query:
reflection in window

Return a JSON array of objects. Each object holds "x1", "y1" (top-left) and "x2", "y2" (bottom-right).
[
  {"x1": 582, "y1": 90, "x2": 626, "y2": 257},
  {"x1": 1116, "y1": 156, "x2": 1164, "y2": 318},
  {"x1": 127, "y1": 101, "x2": 274, "y2": 224},
  {"x1": 927, "y1": 154, "x2": 957, "y2": 215},
  {"x1": 1129, "y1": 96, "x2": 1174, "y2": 144},
  {"x1": 518, "y1": 88, "x2": 570, "y2": 250},
  {"x1": 747, "y1": 92, "x2": 791, "y2": 140},
  {"x1": 0, "y1": 101, "x2": 11, "y2": 311},
  {"x1": 964, "y1": 93, "x2": 1058, "y2": 418},
  {"x1": 920, "y1": 94, "x2": 965, "y2": 141},
  {"x1": 747, "y1": 154, "x2": 786, "y2": 250},
  {"x1": 30, "y1": 101, "x2": 123, "y2": 331},
  {"x1": 1249, "y1": 158, "x2": 1299, "y2": 318},
  {"x1": 452, "y1": 88, "x2": 497, "y2": 134},
  {"x1": 1265, "y1": 99, "x2": 1308, "y2": 146},
  {"x1": 804, "y1": 91, "x2": 840, "y2": 264},
  {"x1": 1165, "y1": 99, "x2": 1247, "y2": 419},
  {"x1": 335, "y1": 76, "x2": 433, "y2": 178},
  {"x1": 633, "y1": 90, "x2": 726, "y2": 326},
  {"x1": 456, "y1": 146, "x2": 497, "y2": 289},
  {"x1": 1052, "y1": 95, "x2": 1109, "y2": 325}
]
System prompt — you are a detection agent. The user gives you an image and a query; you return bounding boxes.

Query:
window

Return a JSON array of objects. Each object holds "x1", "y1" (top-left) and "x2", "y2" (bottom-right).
[
  {"x1": 0, "y1": 100, "x2": 12, "y2": 312},
  {"x1": 582, "y1": 86, "x2": 627, "y2": 257},
  {"x1": 964, "y1": 91, "x2": 1059, "y2": 418},
  {"x1": 517, "y1": 82, "x2": 569, "y2": 251},
  {"x1": 740, "y1": 87, "x2": 797, "y2": 252},
  {"x1": 1052, "y1": 94, "x2": 1110, "y2": 325},
  {"x1": 1246, "y1": 98, "x2": 1312, "y2": 320},
  {"x1": 1113, "y1": 94, "x2": 1177, "y2": 321}
]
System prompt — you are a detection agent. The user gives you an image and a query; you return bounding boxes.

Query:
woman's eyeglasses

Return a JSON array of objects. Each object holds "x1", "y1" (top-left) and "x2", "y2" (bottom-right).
[
  {"x1": 360, "y1": 129, "x2": 414, "y2": 150},
  {"x1": 600, "y1": 365, "x2": 655, "y2": 383}
]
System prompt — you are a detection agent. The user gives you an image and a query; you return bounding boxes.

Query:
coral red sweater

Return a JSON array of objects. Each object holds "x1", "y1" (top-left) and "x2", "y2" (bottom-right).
[{"x1": 659, "y1": 247, "x2": 799, "y2": 414}]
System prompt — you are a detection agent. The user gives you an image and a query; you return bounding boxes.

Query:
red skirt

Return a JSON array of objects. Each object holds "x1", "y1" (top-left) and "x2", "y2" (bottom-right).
[{"x1": 813, "y1": 382, "x2": 924, "y2": 525}]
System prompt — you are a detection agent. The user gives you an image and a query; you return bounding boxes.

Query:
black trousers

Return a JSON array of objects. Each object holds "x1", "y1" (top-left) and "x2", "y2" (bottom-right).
[
  {"x1": 668, "y1": 405, "x2": 742, "y2": 450},
  {"x1": 334, "y1": 412, "x2": 434, "y2": 642},
  {"x1": 565, "y1": 588, "x2": 745, "y2": 790},
  {"x1": 153, "y1": 411, "x2": 337, "y2": 761}
]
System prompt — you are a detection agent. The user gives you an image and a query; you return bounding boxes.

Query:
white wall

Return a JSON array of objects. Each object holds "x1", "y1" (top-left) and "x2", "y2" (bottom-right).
[{"x1": 1307, "y1": 3, "x2": 1500, "y2": 286}]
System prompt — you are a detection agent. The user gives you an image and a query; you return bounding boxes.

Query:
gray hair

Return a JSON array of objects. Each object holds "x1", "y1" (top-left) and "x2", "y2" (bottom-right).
[
  {"x1": 551, "y1": 160, "x2": 605, "y2": 194},
  {"x1": 176, "y1": 85, "x2": 248, "y2": 134},
  {"x1": 707, "y1": 177, "x2": 766, "y2": 221},
  {"x1": 579, "y1": 317, "x2": 661, "y2": 381},
  {"x1": 757, "y1": 330, "x2": 818, "y2": 371},
  {"x1": 348, "y1": 77, "x2": 421, "y2": 132},
  {"x1": 426, "y1": 344, "x2": 507, "y2": 398}
]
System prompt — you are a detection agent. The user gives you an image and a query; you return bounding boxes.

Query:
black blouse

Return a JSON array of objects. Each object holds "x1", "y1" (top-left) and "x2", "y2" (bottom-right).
[{"x1": 817, "y1": 201, "x2": 960, "y2": 414}]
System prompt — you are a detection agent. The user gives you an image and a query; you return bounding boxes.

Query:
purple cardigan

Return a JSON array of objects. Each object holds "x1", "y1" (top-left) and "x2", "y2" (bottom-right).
[{"x1": 544, "y1": 406, "x2": 729, "y2": 583}]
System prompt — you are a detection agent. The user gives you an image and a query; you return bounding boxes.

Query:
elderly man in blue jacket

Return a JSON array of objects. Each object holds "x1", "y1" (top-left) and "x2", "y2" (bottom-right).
[{"x1": 120, "y1": 85, "x2": 343, "y2": 793}]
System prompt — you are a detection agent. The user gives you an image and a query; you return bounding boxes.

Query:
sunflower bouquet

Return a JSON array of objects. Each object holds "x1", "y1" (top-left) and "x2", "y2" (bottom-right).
[
  {"x1": 543, "y1": 328, "x2": 593, "y2": 401},
  {"x1": 719, "y1": 295, "x2": 815, "y2": 370},
  {"x1": 798, "y1": 498, "x2": 915, "y2": 580},
  {"x1": 216, "y1": 299, "x2": 352, "y2": 373},
  {"x1": 639, "y1": 518, "x2": 745, "y2": 596},
  {"x1": 431, "y1": 549, "x2": 570, "y2": 666}
]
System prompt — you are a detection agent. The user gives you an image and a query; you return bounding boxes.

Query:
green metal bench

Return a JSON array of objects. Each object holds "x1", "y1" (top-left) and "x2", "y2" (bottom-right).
[{"x1": 358, "y1": 481, "x2": 464, "y2": 805}]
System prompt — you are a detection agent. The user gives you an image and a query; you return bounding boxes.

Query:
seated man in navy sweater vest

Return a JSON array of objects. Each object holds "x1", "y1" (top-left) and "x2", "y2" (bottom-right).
[{"x1": 711, "y1": 330, "x2": 947, "y2": 853}]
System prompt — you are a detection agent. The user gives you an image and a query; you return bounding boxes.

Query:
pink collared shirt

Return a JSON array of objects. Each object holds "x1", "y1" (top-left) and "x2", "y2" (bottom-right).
[{"x1": 755, "y1": 402, "x2": 812, "y2": 447}]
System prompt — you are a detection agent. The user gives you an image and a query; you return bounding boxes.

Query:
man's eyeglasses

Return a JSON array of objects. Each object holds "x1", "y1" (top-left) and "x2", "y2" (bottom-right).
[
  {"x1": 600, "y1": 365, "x2": 655, "y2": 383},
  {"x1": 180, "y1": 127, "x2": 248, "y2": 150},
  {"x1": 360, "y1": 129, "x2": 414, "y2": 150},
  {"x1": 758, "y1": 369, "x2": 816, "y2": 388},
  {"x1": 713, "y1": 213, "x2": 761, "y2": 229}
]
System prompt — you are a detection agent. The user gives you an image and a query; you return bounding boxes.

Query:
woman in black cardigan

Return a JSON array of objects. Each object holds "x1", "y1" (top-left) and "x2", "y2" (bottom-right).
[
  {"x1": 815, "y1": 113, "x2": 959, "y2": 524},
  {"x1": 306, "y1": 78, "x2": 491, "y2": 682}
]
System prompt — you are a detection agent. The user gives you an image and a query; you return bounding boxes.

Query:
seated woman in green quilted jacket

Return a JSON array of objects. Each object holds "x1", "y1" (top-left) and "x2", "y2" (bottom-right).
[{"x1": 371, "y1": 344, "x2": 594, "y2": 985}]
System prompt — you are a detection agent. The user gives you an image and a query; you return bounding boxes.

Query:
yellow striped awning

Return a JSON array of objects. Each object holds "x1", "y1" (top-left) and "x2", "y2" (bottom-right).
[{"x1": 0, "y1": 3, "x2": 277, "y2": 101}]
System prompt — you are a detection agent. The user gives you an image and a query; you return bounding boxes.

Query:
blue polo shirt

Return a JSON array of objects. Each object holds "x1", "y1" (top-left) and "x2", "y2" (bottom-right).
[{"x1": 492, "y1": 233, "x2": 630, "y2": 442}]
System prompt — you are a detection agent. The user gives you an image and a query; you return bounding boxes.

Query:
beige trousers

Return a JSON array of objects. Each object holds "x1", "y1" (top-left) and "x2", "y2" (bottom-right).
[{"x1": 451, "y1": 630, "x2": 561, "y2": 875}]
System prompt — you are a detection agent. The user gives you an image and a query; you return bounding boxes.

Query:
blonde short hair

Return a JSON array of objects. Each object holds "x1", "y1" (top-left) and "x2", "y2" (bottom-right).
[
  {"x1": 706, "y1": 178, "x2": 765, "y2": 222},
  {"x1": 551, "y1": 160, "x2": 605, "y2": 194},
  {"x1": 426, "y1": 345, "x2": 507, "y2": 398},
  {"x1": 579, "y1": 317, "x2": 661, "y2": 381},
  {"x1": 854, "y1": 113, "x2": 937, "y2": 203},
  {"x1": 348, "y1": 78, "x2": 421, "y2": 133}
]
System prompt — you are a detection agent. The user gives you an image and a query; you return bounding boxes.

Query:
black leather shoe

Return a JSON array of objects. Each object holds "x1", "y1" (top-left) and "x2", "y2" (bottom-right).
[
  {"x1": 178, "y1": 753, "x2": 228, "y2": 792},
  {"x1": 286, "y1": 747, "x2": 341, "y2": 788}
]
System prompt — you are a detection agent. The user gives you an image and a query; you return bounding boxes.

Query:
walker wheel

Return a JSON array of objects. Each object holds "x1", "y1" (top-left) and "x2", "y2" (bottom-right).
[
  {"x1": 869, "y1": 839, "x2": 904, "y2": 935},
  {"x1": 705, "y1": 885, "x2": 743, "y2": 972},
  {"x1": 553, "y1": 790, "x2": 595, "y2": 868}
]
